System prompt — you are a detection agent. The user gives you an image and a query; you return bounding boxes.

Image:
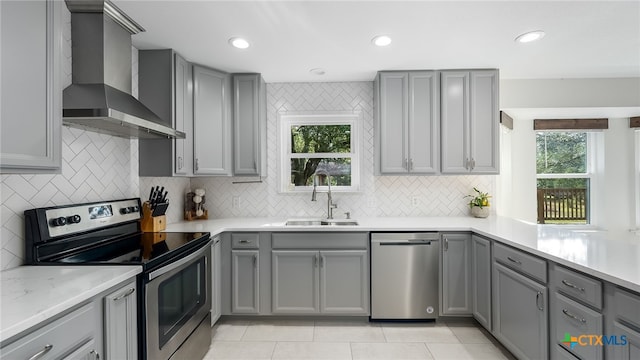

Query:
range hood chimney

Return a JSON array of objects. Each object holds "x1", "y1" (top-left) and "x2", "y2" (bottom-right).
[{"x1": 63, "y1": 0, "x2": 185, "y2": 139}]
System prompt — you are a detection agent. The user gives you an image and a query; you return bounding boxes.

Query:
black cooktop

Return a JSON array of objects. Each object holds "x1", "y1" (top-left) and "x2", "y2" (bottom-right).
[{"x1": 43, "y1": 231, "x2": 210, "y2": 269}]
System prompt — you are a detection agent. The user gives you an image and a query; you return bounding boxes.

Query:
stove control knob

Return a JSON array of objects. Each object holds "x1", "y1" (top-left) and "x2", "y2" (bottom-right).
[
  {"x1": 50, "y1": 216, "x2": 67, "y2": 227},
  {"x1": 67, "y1": 215, "x2": 81, "y2": 224},
  {"x1": 120, "y1": 207, "x2": 131, "y2": 214},
  {"x1": 130, "y1": 206, "x2": 139, "y2": 213}
]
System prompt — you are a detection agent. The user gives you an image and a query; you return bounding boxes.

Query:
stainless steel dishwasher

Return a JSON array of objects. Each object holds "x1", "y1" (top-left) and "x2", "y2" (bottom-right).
[{"x1": 371, "y1": 232, "x2": 440, "y2": 320}]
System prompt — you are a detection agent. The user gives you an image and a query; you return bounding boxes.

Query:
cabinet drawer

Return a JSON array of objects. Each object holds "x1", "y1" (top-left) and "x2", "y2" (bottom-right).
[
  {"x1": 1, "y1": 302, "x2": 96, "y2": 359},
  {"x1": 613, "y1": 286, "x2": 640, "y2": 329},
  {"x1": 553, "y1": 293, "x2": 603, "y2": 360},
  {"x1": 551, "y1": 263, "x2": 602, "y2": 310},
  {"x1": 231, "y1": 233, "x2": 260, "y2": 249},
  {"x1": 272, "y1": 233, "x2": 368, "y2": 249},
  {"x1": 494, "y1": 243, "x2": 547, "y2": 283}
]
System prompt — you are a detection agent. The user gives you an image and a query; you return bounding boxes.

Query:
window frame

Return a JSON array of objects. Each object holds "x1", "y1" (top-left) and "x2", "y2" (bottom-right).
[
  {"x1": 535, "y1": 130, "x2": 599, "y2": 225},
  {"x1": 635, "y1": 130, "x2": 640, "y2": 229},
  {"x1": 277, "y1": 111, "x2": 361, "y2": 193}
]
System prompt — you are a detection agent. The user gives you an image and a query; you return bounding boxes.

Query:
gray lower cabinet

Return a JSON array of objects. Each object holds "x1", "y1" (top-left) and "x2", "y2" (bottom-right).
[
  {"x1": 1, "y1": 0, "x2": 62, "y2": 173},
  {"x1": 471, "y1": 235, "x2": 491, "y2": 330},
  {"x1": 193, "y1": 65, "x2": 232, "y2": 175},
  {"x1": 605, "y1": 284, "x2": 640, "y2": 359},
  {"x1": 272, "y1": 250, "x2": 319, "y2": 314},
  {"x1": 272, "y1": 250, "x2": 369, "y2": 315},
  {"x1": 1, "y1": 302, "x2": 99, "y2": 359},
  {"x1": 211, "y1": 236, "x2": 222, "y2": 325},
  {"x1": 233, "y1": 74, "x2": 266, "y2": 176},
  {"x1": 231, "y1": 250, "x2": 260, "y2": 313},
  {"x1": 103, "y1": 281, "x2": 137, "y2": 360},
  {"x1": 138, "y1": 50, "x2": 194, "y2": 176},
  {"x1": 493, "y1": 262, "x2": 548, "y2": 360},
  {"x1": 374, "y1": 71, "x2": 439, "y2": 175},
  {"x1": 441, "y1": 233, "x2": 472, "y2": 315}
]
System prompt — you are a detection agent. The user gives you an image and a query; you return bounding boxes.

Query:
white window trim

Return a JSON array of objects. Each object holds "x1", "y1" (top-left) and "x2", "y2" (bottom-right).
[
  {"x1": 277, "y1": 111, "x2": 362, "y2": 194},
  {"x1": 535, "y1": 131, "x2": 601, "y2": 226}
]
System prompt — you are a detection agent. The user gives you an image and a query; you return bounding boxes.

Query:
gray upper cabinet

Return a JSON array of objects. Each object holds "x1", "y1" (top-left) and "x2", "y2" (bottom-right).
[
  {"x1": 375, "y1": 71, "x2": 439, "y2": 175},
  {"x1": 103, "y1": 281, "x2": 137, "y2": 360},
  {"x1": 441, "y1": 69, "x2": 499, "y2": 174},
  {"x1": 1, "y1": 0, "x2": 62, "y2": 173},
  {"x1": 233, "y1": 74, "x2": 266, "y2": 176},
  {"x1": 440, "y1": 233, "x2": 472, "y2": 315},
  {"x1": 231, "y1": 249, "x2": 260, "y2": 313},
  {"x1": 472, "y1": 235, "x2": 492, "y2": 330},
  {"x1": 193, "y1": 65, "x2": 232, "y2": 175},
  {"x1": 138, "y1": 50, "x2": 193, "y2": 176}
]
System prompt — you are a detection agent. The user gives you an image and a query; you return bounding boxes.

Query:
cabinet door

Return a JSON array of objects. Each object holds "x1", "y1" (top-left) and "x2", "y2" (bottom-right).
[
  {"x1": 174, "y1": 53, "x2": 193, "y2": 176},
  {"x1": 231, "y1": 250, "x2": 259, "y2": 313},
  {"x1": 271, "y1": 250, "x2": 319, "y2": 314},
  {"x1": 320, "y1": 250, "x2": 369, "y2": 315},
  {"x1": 233, "y1": 74, "x2": 265, "y2": 176},
  {"x1": 472, "y1": 235, "x2": 492, "y2": 330},
  {"x1": 211, "y1": 237, "x2": 222, "y2": 325},
  {"x1": 493, "y1": 262, "x2": 548, "y2": 360},
  {"x1": 408, "y1": 71, "x2": 439, "y2": 174},
  {"x1": 377, "y1": 72, "x2": 408, "y2": 174},
  {"x1": 62, "y1": 338, "x2": 98, "y2": 360},
  {"x1": 1, "y1": 0, "x2": 61, "y2": 172},
  {"x1": 193, "y1": 66, "x2": 232, "y2": 175},
  {"x1": 441, "y1": 233, "x2": 472, "y2": 315},
  {"x1": 104, "y1": 281, "x2": 137, "y2": 360},
  {"x1": 469, "y1": 70, "x2": 498, "y2": 173},
  {"x1": 440, "y1": 71, "x2": 470, "y2": 174},
  {"x1": 612, "y1": 321, "x2": 640, "y2": 360}
]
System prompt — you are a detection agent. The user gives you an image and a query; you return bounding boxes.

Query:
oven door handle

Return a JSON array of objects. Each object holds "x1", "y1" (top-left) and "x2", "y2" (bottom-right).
[{"x1": 148, "y1": 239, "x2": 212, "y2": 281}]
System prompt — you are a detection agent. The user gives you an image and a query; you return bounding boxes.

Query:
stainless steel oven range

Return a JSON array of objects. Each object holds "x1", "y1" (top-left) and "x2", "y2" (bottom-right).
[{"x1": 24, "y1": 198, "x2": 212, "y2": 360}]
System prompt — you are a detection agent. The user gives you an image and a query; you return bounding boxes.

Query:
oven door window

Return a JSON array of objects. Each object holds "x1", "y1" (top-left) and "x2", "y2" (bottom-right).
[{"x1": 157, "y1": 257, "x2": 206, "y2": 347}]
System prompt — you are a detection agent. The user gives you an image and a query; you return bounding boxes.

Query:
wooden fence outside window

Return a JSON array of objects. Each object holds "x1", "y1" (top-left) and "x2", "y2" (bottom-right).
[{"x1": 537, "y1": 188, "x2": 588, "y2": 224}]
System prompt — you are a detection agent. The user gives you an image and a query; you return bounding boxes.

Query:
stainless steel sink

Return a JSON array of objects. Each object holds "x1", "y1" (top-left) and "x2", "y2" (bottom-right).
[{"x1": 285, "y1": 219, "x2": 358, "y2": 226}]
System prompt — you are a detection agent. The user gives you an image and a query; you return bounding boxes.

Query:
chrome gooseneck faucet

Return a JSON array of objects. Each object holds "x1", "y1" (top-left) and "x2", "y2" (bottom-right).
[{"x1": 311, "y1": 170, "x2": 338, "y2": 219}]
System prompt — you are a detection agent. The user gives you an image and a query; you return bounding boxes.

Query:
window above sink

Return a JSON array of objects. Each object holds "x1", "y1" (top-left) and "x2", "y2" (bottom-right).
[{"x1": 277, "y1": 112, "x2": 362, "y2": 193}]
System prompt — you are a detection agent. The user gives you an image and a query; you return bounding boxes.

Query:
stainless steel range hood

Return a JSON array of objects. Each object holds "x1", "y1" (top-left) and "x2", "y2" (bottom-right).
[{"x1": 63, "y1": 0, "x2": 185, "y2": 139}]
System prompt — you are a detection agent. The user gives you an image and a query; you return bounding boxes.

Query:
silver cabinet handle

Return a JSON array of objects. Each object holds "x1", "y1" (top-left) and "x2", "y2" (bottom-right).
[
  {"x1": 195, "y1": 158, "x2": 199, "y2": 171},
  {"x1": 443, "y1": 237, "x2": 449, "y2": 251},
  {"x1": 239, "y1": 240, "x2": 250, "y2": 244},
  {"x1": 178, "y1": 156, "x2": 183, "y2": 170},
  {"x1": 402, "y1": 158, "x2": 408, "y2": 170},
  {"x1": 470, "y1": 158, "x2": 476, "y2": 170},
  {"x1": 320, "y1": 256, "x2": 324, "y2": 268},
  {"x1": 314, "y1": 255, "x2": 318, "y2": 267},
  {"x1": 28, "y1": 344, "x2": 53, "y2": 360},
  {"x1": 535, "y1": 291, "x2": 544, "y2": 311},
  {"x1": 562, "y1": 308, "x2": 586, "y2": 323},
  {"x1": 253, "y1": 254, "x2": 257, "y2": 267},
  {"x1": 113, "y1": 287, "x2": 135, "y2": 301},
  {"x1": 561, "y1": 279, "x2": 585, "y2": 292},
  {"x1": 409, "y1": 158, "x2": 414, "y2": 171},
  {"x1": 465, "y1": 158, "x2": 470, "y2": 169},
  {"x1": 507, "y1": 256, "x2": 522, "y2": 265},
  {"x1": 90, "y1": 349, "x2": 100, "y2": 360}
]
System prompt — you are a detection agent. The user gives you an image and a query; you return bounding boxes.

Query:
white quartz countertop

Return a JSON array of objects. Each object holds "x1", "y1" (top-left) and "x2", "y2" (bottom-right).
[
  {"x1": 165, "y1": 216, "x2": 640, "y2": 294},
  {"x1": 0, "y1": 265, "x2": 141, "y2": 344}
]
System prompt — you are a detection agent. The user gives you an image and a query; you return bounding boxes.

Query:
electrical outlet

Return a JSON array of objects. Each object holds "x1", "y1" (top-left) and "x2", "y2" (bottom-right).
[
  {"x1": 411, "y1": 196, "x2": 419, "y2": 207},
  {"x1": 232, "y1": 196, "x2": 241, "y2": 209}
]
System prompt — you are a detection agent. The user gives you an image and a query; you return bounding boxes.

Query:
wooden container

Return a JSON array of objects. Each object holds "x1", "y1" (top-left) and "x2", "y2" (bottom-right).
[
  {"x1": 141, "y1": 202, "x2": 166, "y2": 232},
  {"x1": 185, "y1": 209, "x2": 208, "y2": 221}
]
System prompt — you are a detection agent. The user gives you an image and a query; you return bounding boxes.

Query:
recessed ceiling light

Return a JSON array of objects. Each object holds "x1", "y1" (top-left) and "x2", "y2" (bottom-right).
[
  {"x1": 309, "y1": 68, "x2": 326, "y2": 76},
  {"x1": 514, "y1": 30, "x2": 545, "y2": 43},
  {"x1": 229, "y1": 37, "x2": 250, "y2": 49},
  {"x1": 372, "y1": 35, "x2": 392, "y2": 47}
]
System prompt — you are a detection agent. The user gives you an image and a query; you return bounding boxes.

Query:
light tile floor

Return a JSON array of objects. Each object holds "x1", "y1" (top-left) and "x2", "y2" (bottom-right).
[{"x1": 203, "y1": 318, "x2": 516, "y2": 360}]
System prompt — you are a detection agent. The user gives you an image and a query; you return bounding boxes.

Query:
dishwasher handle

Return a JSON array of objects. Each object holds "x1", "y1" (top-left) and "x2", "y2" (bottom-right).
[{"x1": 376, "y1": 239, "x2": 439, "y2": 246}]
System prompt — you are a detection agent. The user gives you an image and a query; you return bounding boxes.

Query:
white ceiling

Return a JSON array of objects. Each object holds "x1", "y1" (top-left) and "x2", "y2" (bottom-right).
[{"x1": 116, "y1": 0, "x2": 640, "y2": 83}]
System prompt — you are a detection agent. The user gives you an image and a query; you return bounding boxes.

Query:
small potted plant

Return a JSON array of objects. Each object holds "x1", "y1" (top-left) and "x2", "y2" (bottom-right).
[{"x1": 465, "y1": 187, "x2": 491, "y2": 218}]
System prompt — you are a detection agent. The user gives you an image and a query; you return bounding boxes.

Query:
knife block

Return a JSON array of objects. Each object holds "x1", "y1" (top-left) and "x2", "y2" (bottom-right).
[{"x1": 141, "y1": 202, "x2": 166, "y2": 232}]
